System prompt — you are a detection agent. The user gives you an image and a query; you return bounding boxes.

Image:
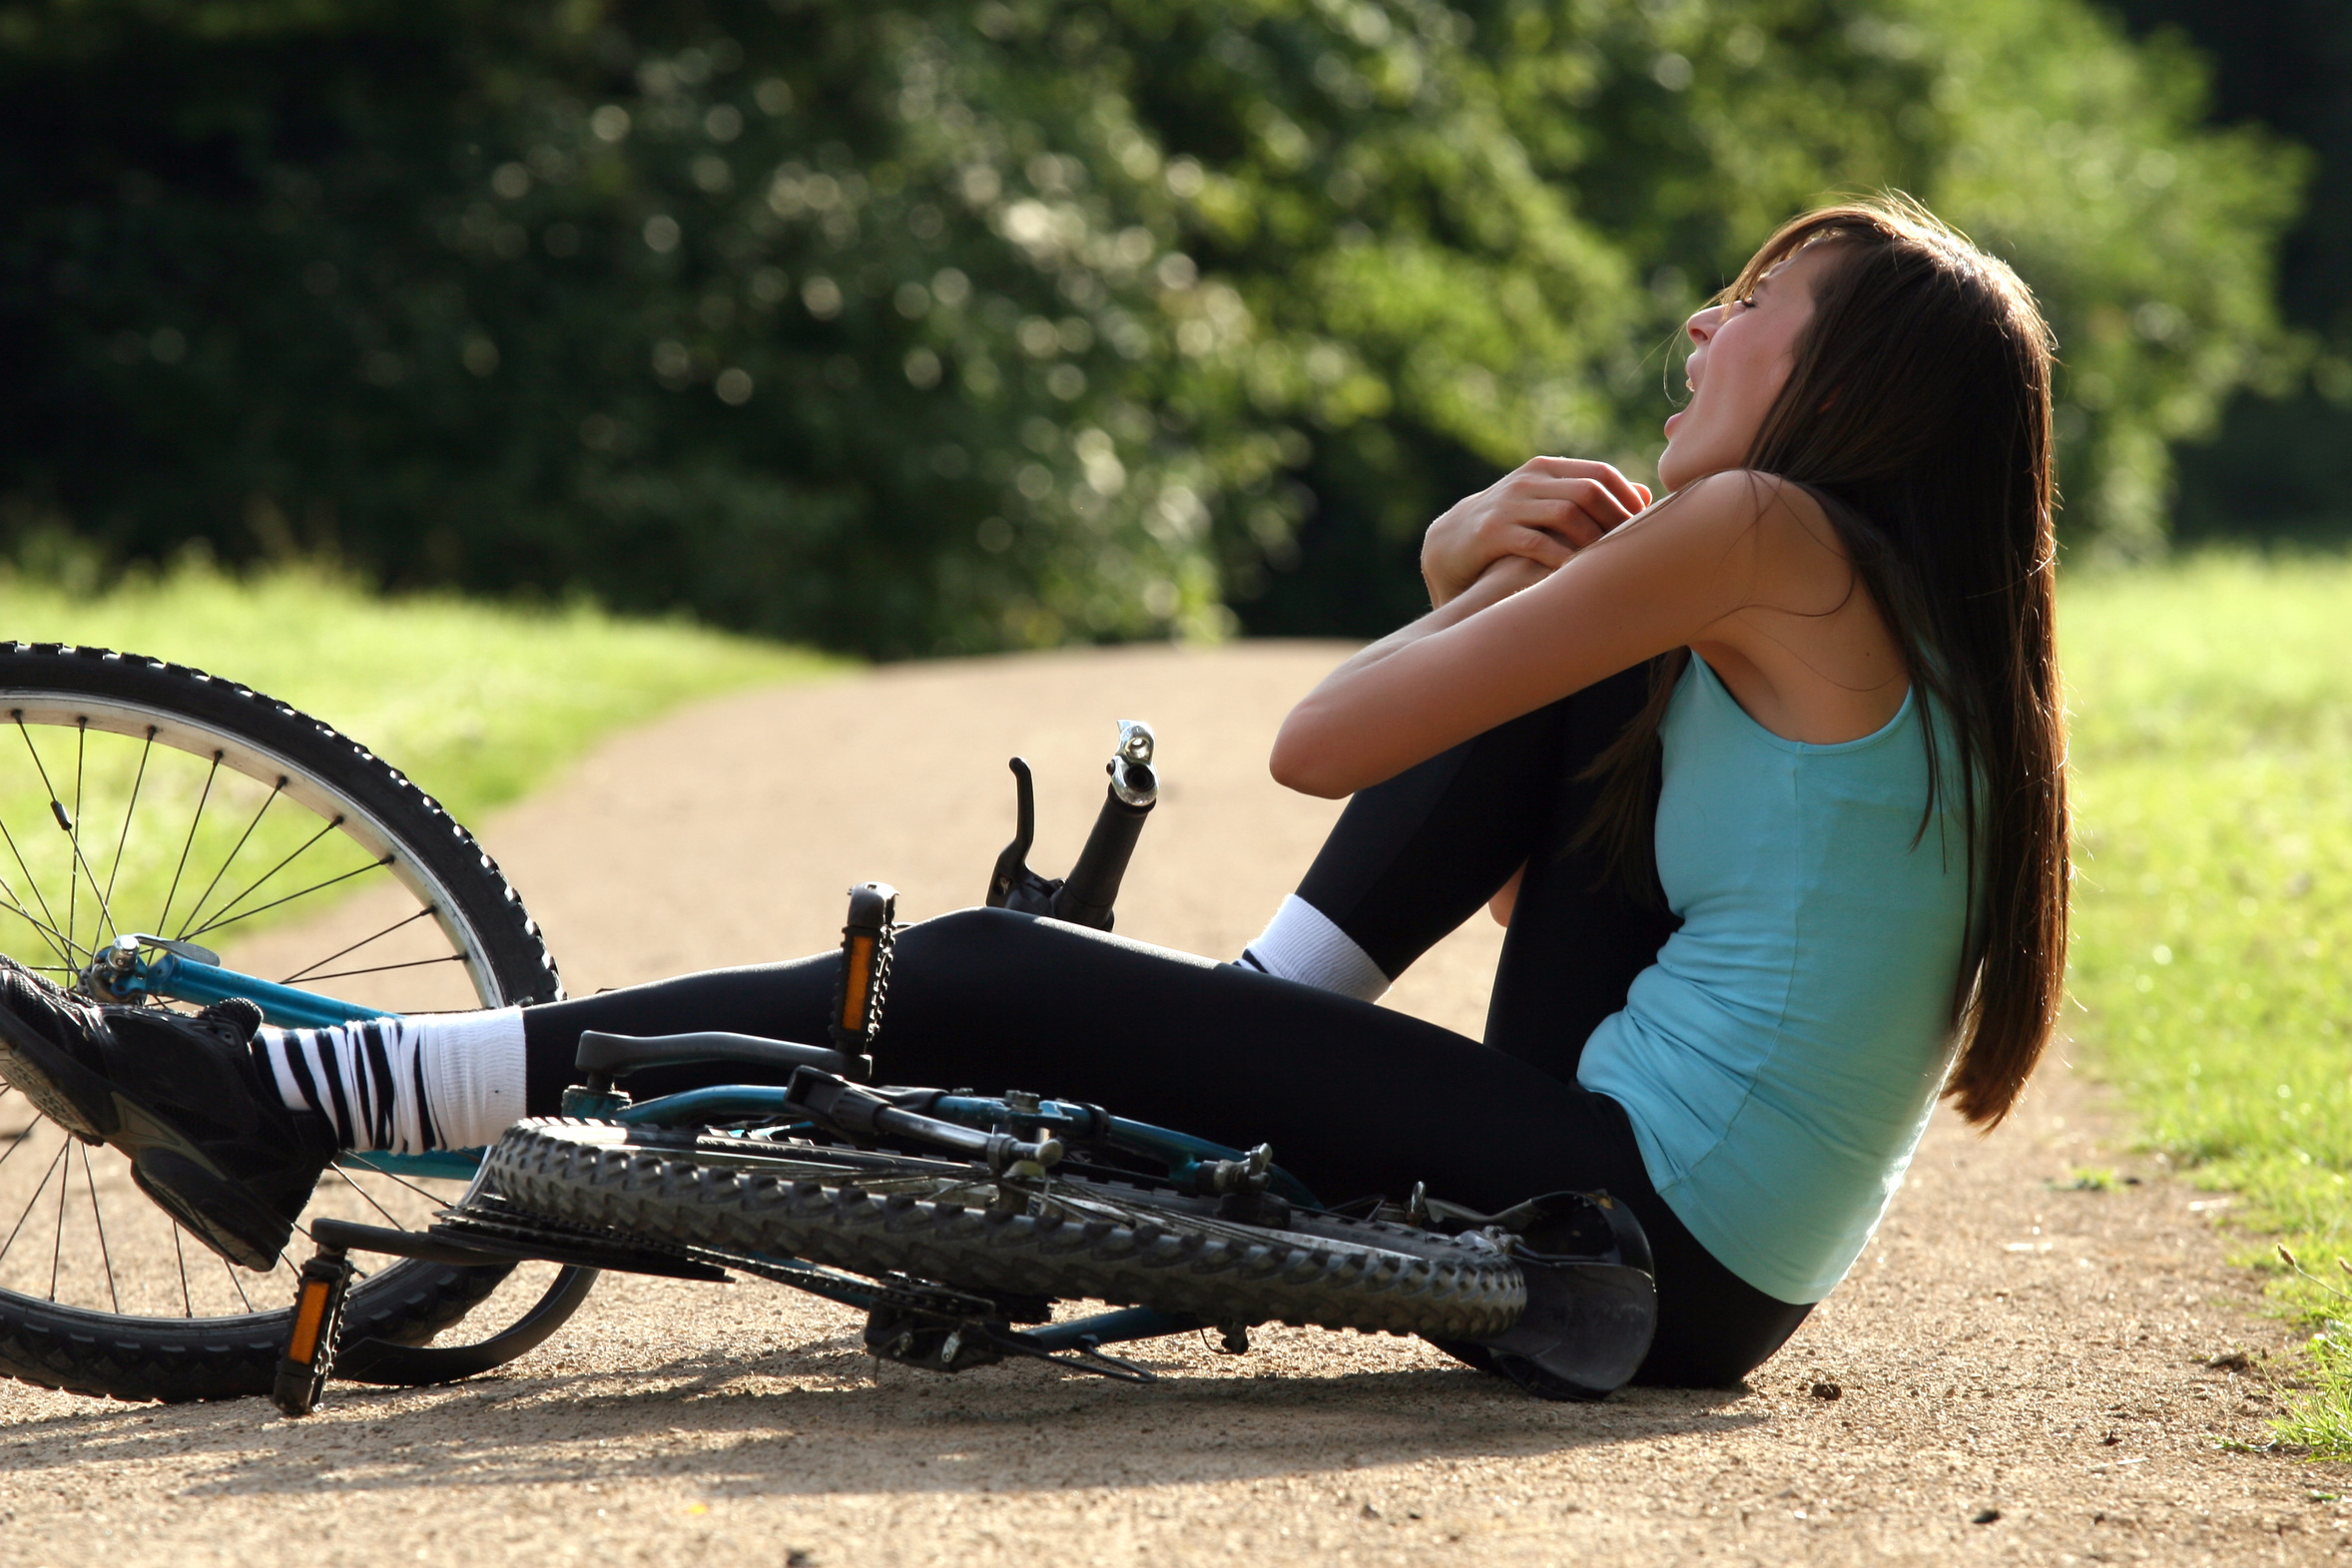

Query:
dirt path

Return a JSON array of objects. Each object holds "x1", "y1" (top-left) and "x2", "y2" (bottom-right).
[{"x1": 3, "y1": 643, "x2": 2345, "y2": 1564}]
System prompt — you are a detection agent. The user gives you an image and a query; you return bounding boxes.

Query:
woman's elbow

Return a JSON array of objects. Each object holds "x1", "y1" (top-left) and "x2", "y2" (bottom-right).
[{"x1": 1268, "y1": 722, "x2": 1354, "y2": 798}]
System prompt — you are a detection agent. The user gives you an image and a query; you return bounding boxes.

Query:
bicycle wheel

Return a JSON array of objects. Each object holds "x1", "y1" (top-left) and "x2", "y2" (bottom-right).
[
  {"x1": 0, "y1": 643, "x2": 564, "y2": 1402},
  {"x1": 486, "y1": 1121, "x2": 1527, "y2": 1341}
]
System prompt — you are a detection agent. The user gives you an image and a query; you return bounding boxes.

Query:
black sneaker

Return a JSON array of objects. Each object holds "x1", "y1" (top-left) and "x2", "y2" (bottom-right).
[{"x1": 0, "y1": 957, "x2": 333, "y2": 1272}]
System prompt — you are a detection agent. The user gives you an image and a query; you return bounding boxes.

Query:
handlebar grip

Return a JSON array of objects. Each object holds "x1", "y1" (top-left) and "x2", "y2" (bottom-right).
[{"x1": 1050, "y1": 781, "x2": 1154, "y2": 931}]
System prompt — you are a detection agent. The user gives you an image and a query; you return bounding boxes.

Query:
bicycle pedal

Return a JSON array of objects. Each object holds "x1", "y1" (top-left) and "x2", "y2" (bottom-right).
[
  {"x1": 272, "y1": 1246, "x2": 355, "y2": 1418},
  {"x1": 831, "y1": 881, "x2": 898, "y2": 1057},
  {"x1": 864, "y1": 1307, "x2": 1007, "y2": 1374}
]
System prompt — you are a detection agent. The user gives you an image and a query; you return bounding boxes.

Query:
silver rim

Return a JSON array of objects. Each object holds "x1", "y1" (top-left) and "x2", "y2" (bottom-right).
[{"x1": 0, "y1": 682, "x2": 537, "y2": 1327}]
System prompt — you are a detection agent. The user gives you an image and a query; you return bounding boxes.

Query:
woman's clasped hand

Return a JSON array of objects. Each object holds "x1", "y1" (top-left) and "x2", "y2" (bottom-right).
[{"x1": 1420, "y1": 456, "x2": 1653, "y2": 607}]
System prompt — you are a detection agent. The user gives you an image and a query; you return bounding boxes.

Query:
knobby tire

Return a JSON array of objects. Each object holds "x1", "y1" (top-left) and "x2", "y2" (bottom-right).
[{"x1": 487, "y1": 1121, "x2": 1527, "y2": 1342}]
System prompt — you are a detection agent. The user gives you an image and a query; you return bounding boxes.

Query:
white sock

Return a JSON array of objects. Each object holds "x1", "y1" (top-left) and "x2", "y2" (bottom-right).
[
  {"x1": 261, "y1": 1008, "x2": 527, "y2": 1153},
  {"x1": 1236, "y1": 894, "x2": 1391, "y2": 1002}
]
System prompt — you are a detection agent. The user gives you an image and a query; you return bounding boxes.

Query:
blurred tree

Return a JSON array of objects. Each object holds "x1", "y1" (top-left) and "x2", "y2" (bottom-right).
[
  {"x1": 1, "y1": 1, "x2": 1237, "y2": 656},
  {"x1": 1212, "y1": 0, "x2": 2306, "y2": 627},
  {"x1": 0, "y1": 0, "x2": 2307, "y2": 653},
  {"x1": 2096, "y1": 0, "x2": 2352, "y2": 545}
]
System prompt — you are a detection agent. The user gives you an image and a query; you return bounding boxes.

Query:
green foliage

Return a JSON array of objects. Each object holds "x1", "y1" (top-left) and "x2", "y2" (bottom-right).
[
  {"x1": 1476, "y1": 0, "x2": 2302, "y2": 561},
  {"x1": 1910, "y1": 2, "x2": 2305, "y2": 554},
  {"x1": 0, "y1": 556, "x2": 831, "y2": 826},
  {"x1": 2061, "y1": 553, "x2": 2352, "y2": 1453},
  {"x1": 2098, "y1": 0, "x2": 2352, "y2": 547},
  {"x1": 0, "y1": 0, "x2": 2308, "y2": 649},
  {"x1": 2, "y1": 1, "x2": 1239, "y2": 655}
]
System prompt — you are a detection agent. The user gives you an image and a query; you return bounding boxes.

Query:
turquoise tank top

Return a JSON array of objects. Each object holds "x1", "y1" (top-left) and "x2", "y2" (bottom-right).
[{"x1": 1576, "y1": 654, "x2": 1970, "y2": 1304}]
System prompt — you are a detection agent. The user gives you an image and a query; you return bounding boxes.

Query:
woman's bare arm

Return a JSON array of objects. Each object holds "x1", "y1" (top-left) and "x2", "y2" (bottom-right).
[
  {"x1": 1271, "y1": 472, "x2": 1766, "y2": 797},
  {"x1": 1420, "y1": 456, "x2": 1651, "y2": 607}
]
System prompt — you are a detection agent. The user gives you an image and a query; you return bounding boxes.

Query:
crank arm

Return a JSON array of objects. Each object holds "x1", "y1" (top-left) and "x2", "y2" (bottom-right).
[{"x1": 989, "y1": 1324, "x2": 1163, "y2": 1384}]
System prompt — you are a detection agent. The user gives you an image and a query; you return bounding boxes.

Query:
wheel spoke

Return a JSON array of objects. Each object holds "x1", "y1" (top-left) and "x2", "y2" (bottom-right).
[
  {"x1": 99, "y1": 728, "x2": 156, "y2": 925},
  {"x1": 184, "y1": 812, "x2": 345, "y2": 940},
  {"x1": 172, "y1": 1222, "x2": 193, "y2": 1316},
  {"x1": 0, "y1": 1138, "x2": 66, "y2": 1268},
  {"x1": 328, "y1": 1164, "x2": 410, "y2": 1230},
  {"x1": 175, "y1": 778, "x2": 285, "y2": 940},
  {"x1": 46, "y1": 1138, "x2": 69, "y2": 1301},
  {"x1": 280, "y1": 905, "x2": 437, "y2": 985},
  {"x1": 78, "y1": 1143, "x2": 120, "y2": 1313},
  {"x1": 8, "y1": 714, "x2": 83, "y2": 959},
  {"x1": 63, "y1": 722, "x2": 122, "y2": 950},
  {"x1": 0, "y1": 814, "x2": 81, "y2": 970},
  {"x1": 337, "y1": 1153, "x2": 458, "y2": 1210},
  {"x1": 0, "y1": 1110, "x2": 39, "y2": 1176},
  {"x1": 11, "y1": 713, "x2": 123, "y2": 954},
  {"x1": 179, "y1": 854, "x2": 394, "y2": 943},
  {"x1": 222, "y1": 1253, "x2": 255, "y2": 1311},
  {"x1": 155, "y1": 752, "x2": 223, "y2": 938},
  {"x1": 0, "y1": 884, "x2": 81, "y2": 972},
  {"x1": 64, "y1": 725, "x2": 78, "y2": 953},
  {"x1": 292, "y1": 953, "x2": 469, "y2": 985}
]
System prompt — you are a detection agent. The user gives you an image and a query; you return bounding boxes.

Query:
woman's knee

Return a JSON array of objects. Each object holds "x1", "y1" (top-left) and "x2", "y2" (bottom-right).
[
  {"x1": 905, "y1": 904, "x2": 1019, "y2": 939},
  {"x1": 891, "y1": 906, "x2": 1098, "y2": 1005},
  {"x1": 899, "y1": 905, "x2": 1046, "y2": 965}
]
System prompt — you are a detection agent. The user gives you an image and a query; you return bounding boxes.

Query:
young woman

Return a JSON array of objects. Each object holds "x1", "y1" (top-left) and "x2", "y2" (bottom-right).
[{"x1": 0, "y1": 196, "x2": 2067, "y2": 1391}]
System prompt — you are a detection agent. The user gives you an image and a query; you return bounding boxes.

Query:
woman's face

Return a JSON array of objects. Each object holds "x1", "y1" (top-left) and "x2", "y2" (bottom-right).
[{"x1": 1658, "y1": 241, "x2": 1837, "y2": 493}]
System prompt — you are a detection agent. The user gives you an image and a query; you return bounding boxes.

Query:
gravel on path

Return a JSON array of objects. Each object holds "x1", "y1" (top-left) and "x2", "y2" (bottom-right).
[{"x1": 4, "y1": 643, "x2": 2345, "y2": 1565}]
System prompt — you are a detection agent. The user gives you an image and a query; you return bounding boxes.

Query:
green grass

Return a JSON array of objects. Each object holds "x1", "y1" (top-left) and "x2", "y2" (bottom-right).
[
  {"x1": 0, "y1": 561, "x2": 839, "y2": 971},
  {"x1": 0, "y1": 560, "x2": 838, "y2": 828},
  {"x1": 2062, "y1": 553, "x2": 2352, "y2": 1454}
]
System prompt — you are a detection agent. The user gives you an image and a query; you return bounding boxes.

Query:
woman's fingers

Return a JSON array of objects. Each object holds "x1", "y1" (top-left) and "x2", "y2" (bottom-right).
[
  {"x1": 1520, "y1": 456, "x2": 1652, "y2": 516},
  {"x1": 1523, "y1": 476, "x2": 1643, "y2": 518},
  {"x1": 1492, "y1": 482, "x2": 1633, "y2": 547},
  {"x1": 1424, "y1": 457, "x2": 1654, "y2": 605},
  {"x1": 1507, "y1": 526, "x2": 1576, "y2": 569}
]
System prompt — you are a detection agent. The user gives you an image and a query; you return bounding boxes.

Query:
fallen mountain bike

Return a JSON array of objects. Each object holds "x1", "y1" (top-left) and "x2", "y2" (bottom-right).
[{"x1": 0, "y1": 644, "x2": 1657, "y2": 1414}]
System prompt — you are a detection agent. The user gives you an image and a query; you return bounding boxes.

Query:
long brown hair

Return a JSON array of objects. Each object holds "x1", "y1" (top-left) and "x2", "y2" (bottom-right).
[{"x1": 1582, "y1": 195, "x2": 2067, "y2": 1128}]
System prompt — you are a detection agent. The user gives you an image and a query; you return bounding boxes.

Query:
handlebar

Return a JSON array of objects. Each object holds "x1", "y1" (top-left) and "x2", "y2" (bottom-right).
[
  {"x1": 984, "y1": 720, "x2": 1159, "y2": 932},
  {"x1": 784, "y1": 1067, "x2": 1064, "y2": 1176},
  {"x1": 1052, "y1": 720, "x2": 1156, "y2": 929}
]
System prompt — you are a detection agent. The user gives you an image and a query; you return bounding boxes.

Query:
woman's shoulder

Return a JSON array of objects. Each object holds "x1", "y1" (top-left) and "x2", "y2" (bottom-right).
[
  {"x1": 1652, "y1": 471, "x2": 1903, "y2": 743},
  {"x1": 1568, "y1": 468, "x2": 1853, "y2": 622},
  {"x1": 1658, "y1": 469, "x2": 1840, "y2": 545},
  {"x1": 1652, "y1": 471, "x2": 1863, "y2": 598}
]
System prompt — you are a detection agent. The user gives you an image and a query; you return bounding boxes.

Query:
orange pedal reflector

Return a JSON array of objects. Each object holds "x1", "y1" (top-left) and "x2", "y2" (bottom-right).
[
  {"x1": 273, "y1": 1251, "x2": 354, "y2": 1418},
  {"x1": 288, "y1": 1278, "x2": 332, "y2": 1363},
  {"x1": 830, "y1": 882, "x2": 897, "y2": 1058},
  {"x1": 841, "y1": 936, "x2": 874, "y2": 1032}
]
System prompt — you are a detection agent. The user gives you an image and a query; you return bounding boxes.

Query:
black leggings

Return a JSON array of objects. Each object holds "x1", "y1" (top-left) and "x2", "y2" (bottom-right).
[{"x1": 517, "y1": 666, "x2": 1812, "y2": 1386}]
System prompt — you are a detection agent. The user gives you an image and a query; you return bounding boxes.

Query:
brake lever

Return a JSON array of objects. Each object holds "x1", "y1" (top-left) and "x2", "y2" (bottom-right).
[{"x1": 984, "y1": 758, "x2": 1062, "y2": 914}]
